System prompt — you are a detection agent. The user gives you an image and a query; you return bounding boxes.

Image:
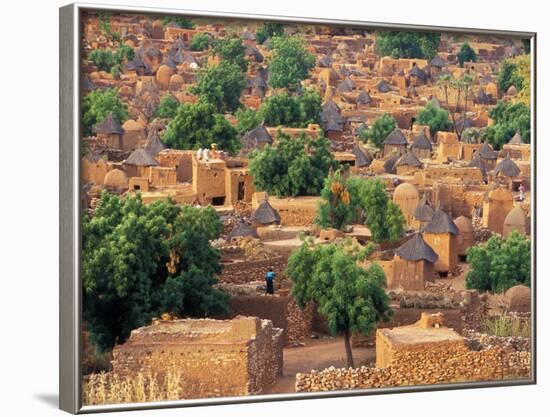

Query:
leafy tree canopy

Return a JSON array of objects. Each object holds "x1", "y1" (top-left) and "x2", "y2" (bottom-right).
[
  {"x1": 268, "y1": 35, "x2": 315, "y2": 90},
  {"x1": 211, "y1": 38, "x2": 248, "y2": 72},
  {"x1": 161, "y1": 16, "x2": 195, "y2": 29},
  {"x1": 249, "y1": 132, "x2": 336, "y2": 197},
  {"x1": 191, "y1": 61, "x2": 246, "y2": 113},
  {"x1": 466, "y1": 231, "x2": 531, "y2": 293},
  {"x1": 375, "y1": 31, "x2": 441, "y2": 59},
  {"x1": 484, "y1": 100, "x2": 530, "y2": 149},
  {"x1": 155, "y1": 94, "x2": 180, "y2": 119},
  {"x1": 190, "y1": 33, "x2": 210, "y2": 51},
  {"x1": 89, "y1": 44, "x2": 134, "y2": 73},
  {"x1": 256, "y1": 22, "x2": 285, "y2": 44},
  {"x1": 497, "y1": 56, "x2": 530, "y2": 105},
  {"x1": 82, "y1": 88, "x2": 128, "y2": 136},
  {"x1": 360, "y1": 113, "x2": 396, "y2": 149},
  {"x1": 287, "y1": 239, "x2": 393, "y2": 367},
  {"x1": 416, "y1": 102, "x2": 451, "y2": 136},
  {"x1": 83, "y1": 193, "x2": 228, "y2": 351},
  {"x1": 235, "y1": 108, "x2": 262, "y2": 135},
  {"x1": 162, "y1": 101, "x2": 240, "y2": 154},
  {"x1": 259, "y1": 89, "x2": 322, "y2": 128},
  {"x1": 457, "y1": 42, "x2": 478, "y2": 66}
]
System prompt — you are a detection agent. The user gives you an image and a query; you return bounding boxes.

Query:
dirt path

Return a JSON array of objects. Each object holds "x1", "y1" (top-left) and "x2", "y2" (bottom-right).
[{"x1": 267, "y1": 336, "x2": 375, "y2": 394}]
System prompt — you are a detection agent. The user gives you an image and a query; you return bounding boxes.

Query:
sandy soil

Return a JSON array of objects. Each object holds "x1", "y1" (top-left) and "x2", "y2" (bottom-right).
[{"x1": 267, "y1": 336, "x2": 375, "y2": 394}]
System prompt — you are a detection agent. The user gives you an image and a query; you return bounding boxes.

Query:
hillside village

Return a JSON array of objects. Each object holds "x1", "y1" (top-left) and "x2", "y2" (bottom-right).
[{"x1": 80, "y1": 11, "x2": 532, "y2": 405}]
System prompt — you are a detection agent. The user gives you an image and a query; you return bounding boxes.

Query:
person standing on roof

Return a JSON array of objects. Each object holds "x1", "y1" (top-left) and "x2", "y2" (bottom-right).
[{"x1": 265, "y1": 268, "x2": 276, "y2": 295}]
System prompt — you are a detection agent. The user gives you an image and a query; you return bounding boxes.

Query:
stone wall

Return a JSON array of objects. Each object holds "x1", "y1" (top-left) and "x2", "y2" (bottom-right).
[
  {"x1": 111, "y1": 317, "x2": 283, "y2": 398},
  {"x1": 228, "y1": 295, "x2": 313, "y2": 346},
  {"x1": 296, "y1": 343, "x2": 530, "y2": 392},
  {"x1": 219, "y1": 255, "x2": 288, "y2": 284}
]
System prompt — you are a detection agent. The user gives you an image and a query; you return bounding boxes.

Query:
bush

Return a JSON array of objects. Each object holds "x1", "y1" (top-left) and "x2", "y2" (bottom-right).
[
  {"x1": 256, "y1": 22, "x2": 284, "y2": 44},
  {"x1": 416, "y1": 102, "x2": 451, "y2": 136},
  {"x1": 375, "y1": 31, "x2": 441, "y2": 59},
  {"x1": 481, "y1": 314, "x2": 530, "y2": 338},
  {"x1": 190, "y1": 33, "x2": 210, "y2": 51},
  {"x1": 466, "y1": 231, "x2": 531, "y2": 294},
  {"x1": 82, "y1": 88, "x2": 128, "y2": 136},
  {"x1": 249, "y1": 132, "x2": 336, "y2": 197},
  {"x1": 484, "y1": 100, "x2": 530, "y2": 149},
  {"x1": 259, "y1": 89, "x2": 322, "y2": 128},
  {"x1": 457, "y1": 42, "x2": 478, "y2": 66},
  {"x1": 360, "y1": 113, "x2": 396, "y2": 148}
]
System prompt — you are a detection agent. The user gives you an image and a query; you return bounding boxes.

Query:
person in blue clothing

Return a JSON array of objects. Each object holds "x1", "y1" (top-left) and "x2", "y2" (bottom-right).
[{"x1": 265, "y1": 268, "x2": 276, "y2": 295}]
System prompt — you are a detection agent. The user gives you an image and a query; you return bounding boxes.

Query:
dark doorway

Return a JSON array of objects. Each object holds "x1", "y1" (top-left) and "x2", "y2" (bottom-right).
[
  {"x1": 237, "y1": 181, "x2": 245, "y2": 201},
  {"x1": 212, "y1": 196, "x2": 226, "y2": 206}
]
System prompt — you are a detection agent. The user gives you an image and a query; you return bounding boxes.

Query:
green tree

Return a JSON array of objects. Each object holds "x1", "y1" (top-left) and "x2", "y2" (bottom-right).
[
  {"x1": 211, "y1": 38, "x2": 247, "y2": 71},
  {"x1": 162, "y1": 101, "x2": 240, "y2": 153},
  {"x1": 259, "y1": 92, "x2": 301, "y2": 126},
  {"x1": 83, "y1": 193, "x2": 228, "y2": 351},
  {"x1": 155, "y1": 94, "x2": 180, "y2": 119},
  {"x1": 256, "y1": 22, "x2": 285, "y2": 44},
  {"x1": 161, "y1": 16, "x2": 195, "y2": 29},
  {"x1": 114, "y1": 44, "x2": 134, "y2": 63},
  {"x1": 457, "y1": 42, "x2": 478, "y2": 66},
  {"x1": 466, "y1": 231, "x2": 531, "y2": 293},
  {"x1": 497, "y1": 59, "x2": 524, "y2": 94},
  {"x1": 82, "y1": 88, "x2": 128, "y2": 136},
  {"x1": 298, "y1": 88, "x2": 323, "y2": 126},
  {"x1": 249, "y1": 132, "x2": 336, "y2": 197},
  {"x1": 191, "y1": 62, "x2": 246, "y2": 113},
  {"x1": 360, "y1": 113, "x2": 396, "y2": 148},
  {"x1": 416, "y1": 102, "x2": 451, "y2": 136},
  {"x1": 375, "y1": 31, "x2": 441, "y2": 59},
  {"x1": 89, "y1": 49, "x2": 116, "y2": 72},
  {"x1": 268, "y1": 35, "x2": 315, "y2": 90},
  {"x1": 287, "y1": 239, "x2": 393, "y2": 368},
  {"x1": 316, "y1": 174, "x2": 404, "y2": 242},
  {"x1": 484, "y1": 100, "x2": 530, "y2": 149},
  {"x1": 235, "y1": 108, "x2": 262, "y2": 135},
  {"x1": 190, "y1": 33, "x2": 210, "y2": 51}
]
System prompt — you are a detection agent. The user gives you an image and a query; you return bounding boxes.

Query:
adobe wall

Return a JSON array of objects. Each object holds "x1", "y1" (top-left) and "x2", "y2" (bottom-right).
[
  {"x1": 219, "y1": 256, "x2": 287, "y2": 284},
  {"x1": 111, "y1": 317, "x2": 283, "y2": 398},
  {"x1": 390, "y1": 257, "x2": 435, "y2": 291},
  {"x1": 228, "y1": 295, "x2": 313, "y2": 346},
  {"x1": 267, "y1": 197, "x2": 321, "y2": 227},
  {"x1": 433, "y1": 183, "x2": 486, "y2": 218},
  {"x1": 424, "y1": 233, "x2": 458, "y2": 273},
  {"x1": 296, "y1": 342, "x2": 530, "y2": 392}
]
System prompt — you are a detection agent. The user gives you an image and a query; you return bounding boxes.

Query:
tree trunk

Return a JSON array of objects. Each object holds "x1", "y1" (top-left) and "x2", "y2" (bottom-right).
[{"x1": 343, "y1": 330, "x2": 355, "y2": 368}]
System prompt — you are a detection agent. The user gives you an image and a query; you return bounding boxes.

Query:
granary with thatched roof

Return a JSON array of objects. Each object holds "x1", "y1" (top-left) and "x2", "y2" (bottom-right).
[
  {"x1": 92, "y1": 112, "x2": 125, "y2": 149},
  {"x1": 321, "y1": 99, "x2": 344, "y2": 140},
  {"x1": 395, "y1": 152, "x2": 422, "y2": 175},
  {"x1": 454, "y1": 216, "x2": 474, "y2": 258},
  {"x1": 227, "y1": 221, "x2": 259, "y2": 241},
  {"x1": 475, "y1": 142, "x2": 498, "y2": 170},
  {"x1": 422, "y1": 207, "x2": 459, "y2": 274},
  {"x1": 124, "y1": 147, "x2": 159, "y2": 178},
  {"x1": 389, "y1": 233, "x2": 439, "y2": 291},
  {"x1": 251, "y1": 199, "x2": 281, "y2": 226},
  {"x1": 383, "y1": 128, "x2": 408, "y2": 157},
  {"x1": 351, "y1": 143, "x2": 372, "y2": 168},
  {"x1": 482, "y1": 186, "x2": 515, "y2": 235},
  {"x1": 240, "y1": 124, "x2": 273, "y2": 154},
  {"x1": 410, "y1": 131, "x2": 432, "y2": 159},
  {"x1": 494, "y1": 154, "x2": 522, "y2": 188},
  {"x1": 413, "y1": 195, "x2": 434, "y2": 230},
  {"x1": 144, "y1": 126, "x2": 166, "y2": 157}
]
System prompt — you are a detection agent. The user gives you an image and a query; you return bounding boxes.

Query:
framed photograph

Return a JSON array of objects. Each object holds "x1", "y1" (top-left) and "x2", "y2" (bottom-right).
[{"x1": 60, "y1": 3, "x2": 536, "y2": 413}]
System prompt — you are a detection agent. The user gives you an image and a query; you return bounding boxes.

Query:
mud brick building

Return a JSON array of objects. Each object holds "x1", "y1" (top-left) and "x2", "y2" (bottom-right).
[{"x1": 111, "y1": 316, "x2": 283, "y2": 398}]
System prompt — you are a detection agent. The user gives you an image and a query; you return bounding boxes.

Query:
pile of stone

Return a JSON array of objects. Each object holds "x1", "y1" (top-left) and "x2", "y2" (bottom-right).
[{"x1": 464, "y1": 329, "x2": 531, "y2": 353}]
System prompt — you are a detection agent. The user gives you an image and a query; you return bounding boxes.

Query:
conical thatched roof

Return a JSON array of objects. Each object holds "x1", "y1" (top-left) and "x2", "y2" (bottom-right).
[
  {"x1": 318, "y1": 54, "x2": 333, "y2": 68},
  {"x1": 468, "y1": 154, "x2": 488, "y2": 178},
  {"x1": 356, "y1": 90, "x2": 371, "y2": 105},
  {"x1": 251, "y1": 200, "x2": 281, "y2": 225},
  {"x1": 384, "y1": 128, "x2": 408, "y2": 146},
  {"x1": 477, "y1": 142, "x2": 498, "y2": 160},
  {"x1": 144, "y1": 127, "x2": 166, "y2": 157},
  {"x1": 227, "y1": 222, "x2": 259, "y2": 240},
  {"x1": 241, "y1": 124, "x2": 273, "y2": 150},
  {"x1": 377, "y1": 80, "x2": 390, "y2": 93},
  {"x1": 384, "y1": 154, "x2": 400, "y2": 174},
  {"x1": 411, "y1": 132, "x2": 432, "y2": 150},
  {"x1": 429, "y1": 97, "x2": 441, "y2": 109},
  {"x1": 352, "y1": 143, "x2": 372, "y2": 168},
  {"x1": 430, "y1": 55, "x2": 446, "y2": 68},
  {"x1": 92, "y1": 113, "x2": 124, "y2": 135},
  {"x1": 125, "y1": 147, "x2": 159, "y2": 166},
  {"x1": 395, "y1": 234, "x2": 438, "y2": 263},
  {"x1": 423, "y1": 208, "x2": 459, "y2": 235},
  {"x1": 414, "y1": 195, "x2": 435, "y2": 223},
  {"x1": 408, "y1": 65, "x2": 426, "y2": 81},
  {"x1": 494, "y1": 154, "x2": 521, "y2": 177},
  {"x1": 508, "y1": 131, "x2": 524, "y2": 145},
  {"x1": 396, "y1": 152, "x2": 422, "y2": 167}
]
